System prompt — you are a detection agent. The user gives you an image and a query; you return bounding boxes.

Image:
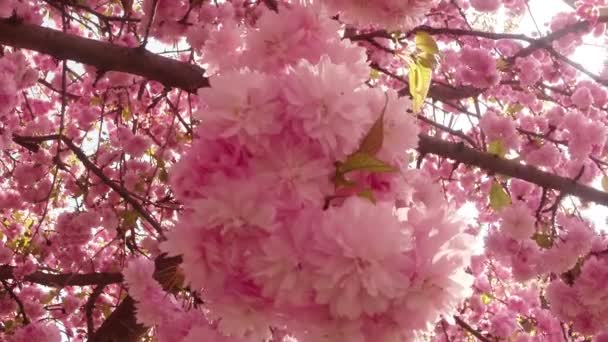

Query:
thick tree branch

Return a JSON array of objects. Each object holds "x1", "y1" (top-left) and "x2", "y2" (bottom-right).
[
  {"x1": 90, "y1": 296, "x2": 146, "y2": 342},
  {"x1": 86, "y1": 285, "x2": 107, "y2": 340},
  {"x1": 0, "y1": 265, "x2": 123, "y2": 286},
  {"x1": 454, "y1": 316, "x2": 491, "y2": 342},
  {"x1": 0, "y1": 18, "x2": 208, "y2": 92},
  {"x1": 418, "y1": 135, "x2": 608, "y2": 206},
  {"x1": 90, "y1": 255, "x2": 181, "y2": 342}
]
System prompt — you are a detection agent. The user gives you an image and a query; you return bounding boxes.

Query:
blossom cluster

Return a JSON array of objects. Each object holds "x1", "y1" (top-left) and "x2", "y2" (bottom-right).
[
  {"x1": 0, "y1": 52, "x2": 38, "y2": 149},
  {"x1": 118, "y1": 2, "x2": 476, "y2": 341}
]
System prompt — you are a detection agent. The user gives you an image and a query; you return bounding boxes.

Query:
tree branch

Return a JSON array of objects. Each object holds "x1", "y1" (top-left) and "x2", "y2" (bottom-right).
[
  {"x1": 86, "y1": 285, "x2": 106, "y2": 340},
  {"x1": 454, "y1": 316, "x2": 491, "y2": 342},
  {"x1": 418, "y1": 135, "x2": 608, "y2": 206},
  {"x1": 0, "y1": 265, "x2": 123, "y2": 287},
  {"x1": 0, "y1": 18, "x2": 208, "y2": 92}
]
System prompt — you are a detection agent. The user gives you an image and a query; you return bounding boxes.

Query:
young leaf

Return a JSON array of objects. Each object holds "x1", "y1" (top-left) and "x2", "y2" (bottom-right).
[
  {"x1": 338, "y1": 152, "x2": 398, "y2": 174},
  {"x1": 408, "y1": 61, "x2": 432, "y2": 113},
  {"x1": 489, "y1": 181, "x2": 511, "y2": 210},
  {"x1": 506, "y1": 103, "x2": 524, "y2": 116},
  {"x1": 415, "y1": 31, "x2": 439, "y2": 55},
  {"x1": 532, "y1": 233, "x2": 554, "y2": 249},
  {"x1": 331, "y1": 168, "x2": 357, "y2": 188},
  {"x1": 488, "y1": 139, "x2": 507, "y2": 158},
  {"x1": 358, "y1": 188, "x2": 377, "y2": 204},
  {"x1": 358, "y1": 93, "x2": 389, "y2": 155},
  {"x1": 602, "y1": 175, "x2": 608, "y2": 192}
]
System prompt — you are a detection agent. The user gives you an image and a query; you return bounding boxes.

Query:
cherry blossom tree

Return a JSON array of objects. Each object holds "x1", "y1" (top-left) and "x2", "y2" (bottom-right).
[{"x1": 1, "y1": 0, "x2": 608, "y2": 341}]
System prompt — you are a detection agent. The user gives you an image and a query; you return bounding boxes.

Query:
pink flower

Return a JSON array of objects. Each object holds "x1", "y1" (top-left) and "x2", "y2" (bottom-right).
[
  {"x1": 0, "y1": 245, "x2": 12, "y2": 264},
  {"x1": 0, "y1": 72, "x2": 18, "y2": 117},
  {"x1": 197, "y1": 70, "x2": 282, "y2": 143},
  {"x1": 368, "y1": 89, "x2": 420, "y2": 163},
  {"x1": 517, "y1": 57, "x2": 542, "y2": 86},
  {"x1": 251, "y1": 139, "x2": 333, "y2": 207},
  {"x1": 323, "y1": 0, "x2": 438, "y2": 30},
  {"x1": 500, "y1": 202, "x2": 536, "y2": 240},
  {"x1": 310, "y1": 197, "x2": 412, "y2": 319},
  {"x1": 470, "y1": 0, "x2": 502, "y2": 12},
  {"x1": 479, "y1": 111, "x2": 519, "y2": 149},
  {"x1": 185, "y1": 177, "x2": 277, "y2": 233},
  {"x1": 283, "y1": 56, "x2": 371, "y2": 158},
  {"x1": 201, "y1": 20, "x2": 245, "y2": 73},
  {"x1": 244, "y1": 2, "x2": 341, "y2": 71},
  {"x1": 563, "y1": 112, "x2": 607, "y2": 159},
  {"x1": 0, "y1": 0, "x2": 14, "y2": 18},
  {"x1": 11, "y1": 322, "x2": 61, "y2": 342},
  {"x1": 456, "y1": 47, "x2": 500, "y2": 88},
  {"x1": 490, "y1": 310, "x2": 517, "y2": 337},
  {"x1": 572, "y1": 86, "x2": 594, "y2": 109}
]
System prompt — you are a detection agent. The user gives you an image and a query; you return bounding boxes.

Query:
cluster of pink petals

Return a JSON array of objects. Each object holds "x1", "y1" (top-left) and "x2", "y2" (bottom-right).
[
  {"x1": 546, "y1": 254, "x2": 608, "y2": 335},
  {"x1": 119, "y1": 3, "x2": 477, "y2": 342},
  {"x1": 321, "y1": 0, "x2": 439, "y2": 31},
  {"x1": 0, "y1": 52, "x2": 38, "y2": 149},
  {"x1": 10, "y1": 322, "x2": 62, "y2": 342}
]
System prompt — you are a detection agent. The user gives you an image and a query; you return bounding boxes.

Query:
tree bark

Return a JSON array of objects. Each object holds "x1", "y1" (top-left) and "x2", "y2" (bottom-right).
[{"x1": 0, "y1": 18, "x2": 209, "y2": 92}]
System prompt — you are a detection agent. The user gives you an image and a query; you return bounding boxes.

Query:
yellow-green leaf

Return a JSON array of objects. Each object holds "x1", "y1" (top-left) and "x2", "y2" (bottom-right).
[
  {"x1": 506, "y1": 103, "x2": 524, "y2": 116},
  {"x1": 489, "y1": 181, "x2": 511, "y2": 211},
  {"x1": 122, "y1": 107, "x2": 132, "y2": 120},
  {"x1": 496, "y1": 58, "x2": 509, "y2": 71},
  {"x1": 532, "y1": 233, "x2": 554, "y2": 249},
  {"x1": 358, "y1": 94, "x2": 389, "y2": 155},
  {"x1": 338, "y1": 152, "x2": 398, "y2": 174},
  {"x1": 408, "y1": 61, "x2": 432, "y2": 113},
  {"x1": 358, "y1": 188, "x2": 376, "y2": 204},
  {"x1": 3, "y1": 320, "x2": 14, "y2": 333},
  {"x1": 122, "y1": 210, "x2": 139, "y2": 228},
  {"x1": 488, "y1": 139, "x2": 507, "y2": 158},
  {"x1": 370, "y1": 69, "x2": 380, "y2": 80},
  {"x1": 602, "y1": 175, "x2": 608, "y2": 192},
  {"x1": 417, "y1": 52, "x2": 437, "y2": 69},
  {"x1": 90, "y1": 96, "x2": 103, "y2": 106},
  {"x1": 519, "y1": 317, "x2": 536, "y2": 333},
  {"x1": 415, "y1": 31, "x2": 439, "y2": 55}
]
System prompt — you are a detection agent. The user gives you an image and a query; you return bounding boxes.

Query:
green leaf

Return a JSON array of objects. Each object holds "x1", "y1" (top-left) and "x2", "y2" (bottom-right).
[
  {"x1": 488, "y1": 139, "x2": 507, "y2": 158},
  {"x1": 480, "y1": 293, "x2": 492, "y2": 305},
  {"x1": 519, "y1": 317, "x2": 536, "y2": 333},
  {"x1": 338, "y1": 152, "x2": 398, "y2": 174},
  {"x1": 122, "y1": 107, "x2": 131, "y2": 120},
  {"x1": 370, "y1": 69, "x2": 380, "y2": 80},
  {"x1": 489, "y1": 181, "x2": 511, "y2": 211},
  {"x1": 602, "y1": 175, "x2": 608, "y2": 192},
  {"x1": 408, "y1": 61, "x2": 432, "y2": 113},
  {"x1": 358, "y1": 188, "x2": 376, "y2": 204},
  {"x1": 358, "y1": 94, "x2": 389, "y2": 155},
  {"x1": 532, "y1": 233, "x2": 553, "y2": 249},
  {"x1": 415, "y1": 31, "x2": 439, "y2": 55},
  {"x1": 331, "y1": 169, "x2": 357, "y2": 188},
  {"x1": 506, "y1": 103, "x2": 524, "y2": 116},
  {"x1": 122, "y1": 210, "x2": 139, "y2": 228},
  {"x1": 3, "y1": 320, "x2": 14, "y2": 333}
]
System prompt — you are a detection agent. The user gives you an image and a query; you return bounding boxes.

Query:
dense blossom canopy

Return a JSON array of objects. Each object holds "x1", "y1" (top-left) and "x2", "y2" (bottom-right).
[{"x1": 1, "y1": 0, "x2": 608, "y2": 341}]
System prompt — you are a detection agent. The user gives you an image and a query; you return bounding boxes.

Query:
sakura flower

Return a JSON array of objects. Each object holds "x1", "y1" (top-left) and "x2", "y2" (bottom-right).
[
  {"x1": 500, "y1": 202, "x2": 536, "y2": 241},
  {"x1": 309, "y1": 197, "x2": 413, "y2": 319}
]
